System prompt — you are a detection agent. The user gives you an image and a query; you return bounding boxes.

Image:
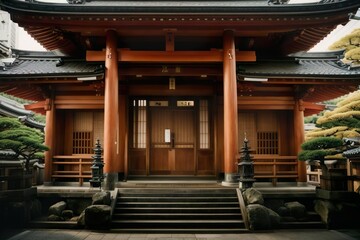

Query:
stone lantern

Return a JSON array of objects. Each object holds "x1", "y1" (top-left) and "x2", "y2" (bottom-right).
[
  {"x1": 90, "y1": 139, "x2": 104, "y2": 188},
  {"x1": 238, "y1": 136, "x2": 255, "y2": 189}
]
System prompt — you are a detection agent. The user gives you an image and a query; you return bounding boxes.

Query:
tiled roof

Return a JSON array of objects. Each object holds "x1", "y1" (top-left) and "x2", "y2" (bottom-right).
[
  {"x1": 237, "y1": 59, "x2": 360, "y2": 79},
  {"x1": 1, "y1": 0, "x2": 359, "y2": 14},
  {"x1": 343, "y1": 147, "x2": 360, "y2": 158},
  {"x1": 2, "y1": 53, "x2": 360, "y2": 79},
  {"x1": 0, "y1": 96, "x2": 45, "y2": 130},
  {"x1": 0, "y1": 57, "x2": 103, "y2": 78}
]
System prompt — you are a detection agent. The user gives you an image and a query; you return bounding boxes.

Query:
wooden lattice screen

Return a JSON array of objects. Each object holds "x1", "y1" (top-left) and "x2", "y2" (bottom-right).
[
  {"x1": 73, "y1": 131, "x2": 93, "y2": 154},
  {"x1": 257, "y1": 132, "x2": 279, "y2": 154}
]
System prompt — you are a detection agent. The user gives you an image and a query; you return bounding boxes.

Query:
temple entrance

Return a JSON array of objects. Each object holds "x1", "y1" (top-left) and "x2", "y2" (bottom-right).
[
  {"x1": 149, "y1": 104, "x2": 195, "y2": 175},
  {"x1": 129, "y1": 97, "x2": 214, "y2": 177}
]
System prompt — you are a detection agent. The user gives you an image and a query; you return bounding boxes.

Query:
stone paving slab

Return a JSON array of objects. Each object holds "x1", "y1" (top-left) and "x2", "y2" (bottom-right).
[{"x1": 1, "y1": 229, "x2": 359, "y2": 240}]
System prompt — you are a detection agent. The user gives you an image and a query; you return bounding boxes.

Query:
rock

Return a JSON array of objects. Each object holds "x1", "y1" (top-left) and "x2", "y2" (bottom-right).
[
  {"x1": 49, "y1": 201, "x2": 67, "y2": 216},
  {"x1": 243, "y1": 188, "x2": 264, "y2": 205},
  {"x1": 47, "y1": 214, "x2": 63, "y2": 221},
  {"x1": 30, "y1": 199, "x2": 42, "y2": 219},
  {"x1": 315, "y1": 200, "x2": 360, "y2": 229},
  {"x1": 8, "y1": 202, "x2": 27, "y2": 226},
  {"x1": 284, "y1": 201, "x2": 306, "y2": 219},
  {"x1": 84, "y1": 205, "x2": 111, "y2": 229},
  {"x1": 92, "y1": 191, "x2": 111, "y2": 205},
  {"x1": 267, "y1": 208, "x2": 281, "y2": 228},
  {"x1": 265, "y1": 199, "x2": 284, "y2": 212},
  {"x1": 314, "y1": 199, "x2": 338, "y2": 228},
  {"x1": 247, "y1": 204, "x2": 271, "y2": 230},
  {"x1": 67, "y1": 199, "x2": 92, "y2": 215},
  {"x1": 62, "y1": 210, "x2": 74, "y2": 220},
  {"x1": 70, "y1": 216, "x2": 79, "y2": 222},
  {"x1": 277, "y1": 206, "x2": 290, "y2": 217},
  {"x1": 77, "y1": 210, "x2": 85, "y2": 226},
  {"x1": 281, "y1": 216, "x2": 297, "y2": 222}
]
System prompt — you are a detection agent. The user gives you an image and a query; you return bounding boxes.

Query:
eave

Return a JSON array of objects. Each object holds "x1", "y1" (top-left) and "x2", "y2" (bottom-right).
[
  {"x1": 1, "y1": 0, "x2": 360, "y2": 15},
  {"x1": 1, "y1": 0, "x2": 360, "y2": 56}
]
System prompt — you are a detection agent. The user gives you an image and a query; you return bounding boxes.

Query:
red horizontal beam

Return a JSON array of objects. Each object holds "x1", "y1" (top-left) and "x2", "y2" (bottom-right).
[{"x1": 87, "y1": 49, "x2": 256, "y2": 63}]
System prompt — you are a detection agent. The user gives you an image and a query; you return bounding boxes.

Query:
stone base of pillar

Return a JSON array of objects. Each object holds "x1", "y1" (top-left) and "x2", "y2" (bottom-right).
[
  {"x1": 297, "y1": 181, "x2": 309, "y2": 187},
  {"x1": 103, "y1": 172, "x2": 118, "y2": 190},
  {"x1": 43, "y1": 181, "x2": 53, "y2": 186},
  {"x1": 222, "y1": 173, "x2": 239, "y2": 187}
]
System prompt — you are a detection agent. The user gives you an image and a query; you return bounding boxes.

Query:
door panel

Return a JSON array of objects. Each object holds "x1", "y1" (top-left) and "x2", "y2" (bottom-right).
[
  {"x1": 175, "y1": 149, "x2": 195, "y2": 174},
  {"x1": 150, "y1": 107, "x2": 195, "y2": 175},
  {"x1": 150, "y1": 148, "x2": 170, "y2": 174}
]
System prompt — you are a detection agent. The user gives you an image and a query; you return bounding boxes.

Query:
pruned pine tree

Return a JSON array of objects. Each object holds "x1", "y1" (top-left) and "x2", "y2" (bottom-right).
[
  {"x1": 329, "y1": 28, "x2": 360, "y2": 65},
  {"x1": 300, "y1": 90, "x2": 360, "y2": 163},
  {"x1": 0, "y1": 117, "x2": 49, "y2": 172},
  {"x1": 306, "y1": 90, "x2": 360, "y2": 141}
]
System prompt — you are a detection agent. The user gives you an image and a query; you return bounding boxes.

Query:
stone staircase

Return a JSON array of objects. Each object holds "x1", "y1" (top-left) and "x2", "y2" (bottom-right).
[{"x1": 111, "y1": 188, "x2": 248, "y2": 233}]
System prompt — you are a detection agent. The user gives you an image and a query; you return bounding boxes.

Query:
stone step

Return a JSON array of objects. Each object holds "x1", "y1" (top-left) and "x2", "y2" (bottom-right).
[
  {"x1": 117, "y1": 188, "x2": 236, "y2": 194},
  {"x1": 109, "y1": 228, "x2": 249, "y2": 234},
  {"x1": 115, "y1": 207, "x2": 241, "y2": 213},
  {"x1": 116, "y1": 201, "x2": 239, "y2": 208},
  {"x1": 112, "y1": 212, "x2": 242, "y2": 220},
  {"x1": 111, "y1": 219, "x2": 246, "y2": 229},
  {"x1": 118, "y1": 196, "x2": 238, "y2": 202},
  {"x1": 112, "y1": 188, "x2": 247, "y2": 232}
]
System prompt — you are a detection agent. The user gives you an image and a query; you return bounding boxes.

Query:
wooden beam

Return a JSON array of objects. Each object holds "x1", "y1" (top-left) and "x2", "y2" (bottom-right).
[
  {"x1": 56, "y1": 104, "x2": 104, "y2": 109},
  {"x1": 238, "y1": 105, "x2": 294, "y2": 110},
  {"x1": 24, "y1": 100, "x2": 46, "y2": 111},
  {"x1": 128, "y1": 84, "x2": 214, "y2": 96},
  {"x1": 86, "y1": 49, "x2": 256, "y2": 62},
  {"x1": 303, "y1": 101, "x2": 325, "y2": 111},
  {"x1": 120, "y1": 65, "x2": 222, "y2": 76},
  {"x1": 165, "y1": 31, "x2": 175, "y2": 52}
]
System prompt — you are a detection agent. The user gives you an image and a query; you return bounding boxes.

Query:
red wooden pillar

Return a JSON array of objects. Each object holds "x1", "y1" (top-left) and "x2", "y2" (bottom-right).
[
  {"x1": 222, "y1": 30, "x2": 238, "y2": 185},
  {"x1": 294, "y1": 99, "x2": 307, "y2": 182},
  {"x1": 44, "y1": 97, "x2": 55, "y2": 184},
  {"x1": 103, "y1": 29, "x2": 119, "y2": 190}
]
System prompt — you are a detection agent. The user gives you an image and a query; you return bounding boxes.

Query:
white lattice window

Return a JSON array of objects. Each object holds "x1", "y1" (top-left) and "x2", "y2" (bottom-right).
[
  {"x1": 133, "y1": 99, "x2": 147, "y2": 149},
  {"x1": 199, "y1": 100, "x2": 209, "y2": 149}
]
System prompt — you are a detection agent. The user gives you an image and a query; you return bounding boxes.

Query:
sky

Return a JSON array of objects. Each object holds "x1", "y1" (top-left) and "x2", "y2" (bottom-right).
[{"x1": 17, "y1": 27, "x2": 45, "y2": 51}]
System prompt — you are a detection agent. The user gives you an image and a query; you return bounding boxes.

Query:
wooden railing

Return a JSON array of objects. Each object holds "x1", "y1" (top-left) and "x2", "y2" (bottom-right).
[
  {"x1": 306, "y1": 165, "x2": 322, "y2": 186},
  {"x1": 252, "y1": 155, "x2": 298, "y2": 186},
  {"x1": 52, "y1": 154, "x2": 92, "y2": 186}
]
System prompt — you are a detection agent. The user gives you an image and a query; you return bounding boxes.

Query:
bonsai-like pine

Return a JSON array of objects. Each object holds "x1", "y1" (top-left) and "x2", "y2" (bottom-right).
[
  {"x1": 300, "y1": 91, "x2": 360, "y2": 171},
  {"x1": 306, "y1": 90, "x2": 360, "y2": 141},
  {"x1": 329, "y1": 28, "x2": 360, "y2": 65},
  {"x1": 0, "y1": 117, "x2": 49, "y2": 173},
  {"x1": 298, "y1": 137, "x2": 344, "y2": 163}
]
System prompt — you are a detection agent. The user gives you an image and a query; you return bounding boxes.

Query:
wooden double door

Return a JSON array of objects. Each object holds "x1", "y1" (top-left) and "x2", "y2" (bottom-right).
[{"x1": 150, "y1": 107, "x2": 195, "y2": 175}]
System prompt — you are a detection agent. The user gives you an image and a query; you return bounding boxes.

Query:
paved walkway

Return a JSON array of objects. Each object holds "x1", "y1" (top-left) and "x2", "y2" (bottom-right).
[{"x1": 1, "y1": 229, "x2": 360, "y2": 240}]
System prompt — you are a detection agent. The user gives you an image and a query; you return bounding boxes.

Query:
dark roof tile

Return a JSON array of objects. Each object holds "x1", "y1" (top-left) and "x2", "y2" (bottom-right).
[
  {"x1": 238, "y1": 59, "x2": 360, "y2": 78},
  {"x1": 0, "y1": 57, "x2": 103, "y2": 78}
]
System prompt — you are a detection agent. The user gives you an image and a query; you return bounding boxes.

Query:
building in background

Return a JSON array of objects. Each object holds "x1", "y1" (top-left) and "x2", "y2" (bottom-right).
[
  {"x1": 0, "y1": 0, "x2": 360, "y2": 190},
  {"x1": 0, "y1": 10, "x2": 17, "y2": 53}
]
